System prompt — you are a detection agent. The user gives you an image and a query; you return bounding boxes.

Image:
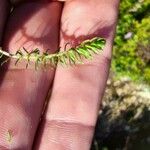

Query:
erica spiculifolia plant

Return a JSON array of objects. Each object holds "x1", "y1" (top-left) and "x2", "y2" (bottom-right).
[{"x1": 0, "y1": 37, "x2": 106, "y2": 69}]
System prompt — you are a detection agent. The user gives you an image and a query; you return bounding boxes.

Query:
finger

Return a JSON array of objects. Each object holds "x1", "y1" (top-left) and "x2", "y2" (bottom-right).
[
  {"x1": 0, "y1": 0, "x2": 10, "y2": 44},
  {"x1": 0, "y1": 1, "x2": 62, "y2": 149},
  {"x1": 34, "y1": 0, "x2": 120, "y2": 149}
]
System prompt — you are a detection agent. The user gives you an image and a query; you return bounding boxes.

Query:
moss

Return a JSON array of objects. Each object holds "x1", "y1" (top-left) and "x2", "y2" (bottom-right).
[{"x1": 112, "y1": 0, "x2": 150, "y2": 84}]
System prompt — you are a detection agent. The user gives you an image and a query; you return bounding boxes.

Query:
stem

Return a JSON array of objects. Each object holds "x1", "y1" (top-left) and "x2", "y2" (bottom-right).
[
  {"x1": 0, "y1": 37, "x2": 106, "y2": 67},
  {"x1": 0, "y1": 48, "x2": 71, "y2": 61},
  {"x1": 0, "y1": 49, "x2": 13, "y2": 58}
]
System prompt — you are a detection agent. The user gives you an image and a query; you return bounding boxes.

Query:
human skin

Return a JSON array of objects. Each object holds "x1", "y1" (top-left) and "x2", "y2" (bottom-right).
[{"x1": 0, "y1": 0, "x2": 120, "y2": 149}]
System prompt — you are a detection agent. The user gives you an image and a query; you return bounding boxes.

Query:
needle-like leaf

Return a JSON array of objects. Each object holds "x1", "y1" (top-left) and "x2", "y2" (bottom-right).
[{"x1": 0, "y1": 37, "x2": 106, "y2": 68}]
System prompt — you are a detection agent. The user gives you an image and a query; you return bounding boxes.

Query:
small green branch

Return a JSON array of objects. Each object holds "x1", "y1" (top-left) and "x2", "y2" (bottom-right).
[{"x1": 0, "y1": 37, "x2": 106, "y2": 68}]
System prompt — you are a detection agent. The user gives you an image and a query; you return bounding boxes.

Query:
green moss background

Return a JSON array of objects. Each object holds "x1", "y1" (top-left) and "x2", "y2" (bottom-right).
[
  {"x1": 91, "y1": 0, "x2": 150, "y2": 150},
  {"x1": 112, "y1": 0, "x2": 150, "y2": 83}
]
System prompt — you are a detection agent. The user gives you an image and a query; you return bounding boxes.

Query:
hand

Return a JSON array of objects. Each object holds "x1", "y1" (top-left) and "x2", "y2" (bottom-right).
[{"x1": 0, "y1": 0, "x2": 120, "y2": 149}]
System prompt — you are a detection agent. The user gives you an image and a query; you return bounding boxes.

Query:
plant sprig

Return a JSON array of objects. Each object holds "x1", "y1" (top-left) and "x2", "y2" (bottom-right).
[{"x1": 0, "y1": 37, "x2": 106, "y2": 69}]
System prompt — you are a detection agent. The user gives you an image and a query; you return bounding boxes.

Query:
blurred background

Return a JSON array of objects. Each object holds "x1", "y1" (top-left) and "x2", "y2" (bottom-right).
[{"x1": 91, "y1": 0, "x2": 150, "y2": 150}]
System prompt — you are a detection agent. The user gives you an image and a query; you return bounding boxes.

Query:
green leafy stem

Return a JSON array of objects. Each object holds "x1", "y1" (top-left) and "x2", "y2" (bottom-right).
[{"x1": 0, "y1": 37, "x2": 106, "y2": 68}]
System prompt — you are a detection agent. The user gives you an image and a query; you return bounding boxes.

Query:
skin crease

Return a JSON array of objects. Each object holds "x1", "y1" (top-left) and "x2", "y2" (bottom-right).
[{"x1": 0, "y1": 0, "x2": 120, "y2": 149}]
